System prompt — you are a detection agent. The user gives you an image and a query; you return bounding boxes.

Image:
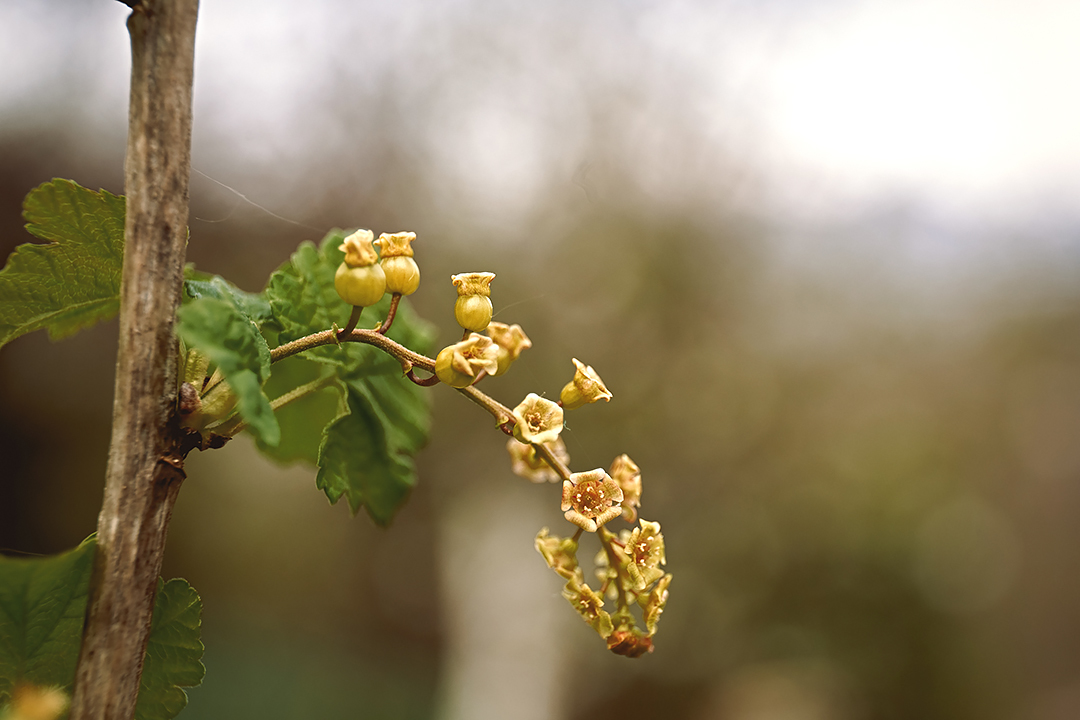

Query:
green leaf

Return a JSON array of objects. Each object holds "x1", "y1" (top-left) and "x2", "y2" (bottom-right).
[
  {"x1": 183, "y1": 272, "x2": 272, "y2": 323},
  {"x1": 0, "y1": 179, "x2": 125, "y2": 349},
  {"x1": 176, "y1": 297, "x2": 280, "y2": 446},
  {"x1": 0, "y1": 540, "x2": 203, "y2": 720},
  {"x1": 0, "y1": 538, "x2": 95, "y2": 702},
  {"x1": 135, "y1": 579, "x2": 205, "y2": 720},
  {"x1": 256, "y1": 356, "x2": 345, "y2": 466},
  {"x1": 316, "y1": 373, "x2": 431, "y2": 526}
]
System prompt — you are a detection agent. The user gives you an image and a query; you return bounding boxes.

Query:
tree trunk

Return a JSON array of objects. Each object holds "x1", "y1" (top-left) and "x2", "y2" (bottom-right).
[{"x1": 69, "y1": 1, "x2": 199, "y2": 718}]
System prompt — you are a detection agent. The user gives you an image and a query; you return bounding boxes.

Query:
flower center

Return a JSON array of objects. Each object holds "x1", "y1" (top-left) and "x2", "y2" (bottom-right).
[
  {"x1": 527, "y1": 411, "x2": 543, "y2": 431},
  {"x1": 573, "y1": 483, "x2": 607, "y2": 516}
]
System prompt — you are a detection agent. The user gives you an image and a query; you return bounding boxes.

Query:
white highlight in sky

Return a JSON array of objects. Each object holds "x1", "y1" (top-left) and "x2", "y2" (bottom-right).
[{"x1": 762, "y1": 0, "x2": 1080, "y2": 208}]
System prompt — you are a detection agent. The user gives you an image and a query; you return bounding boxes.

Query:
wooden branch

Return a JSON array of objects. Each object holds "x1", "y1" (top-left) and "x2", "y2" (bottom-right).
[{"x1": 69, "y1": 1, "x2": 200, "y2": 718}]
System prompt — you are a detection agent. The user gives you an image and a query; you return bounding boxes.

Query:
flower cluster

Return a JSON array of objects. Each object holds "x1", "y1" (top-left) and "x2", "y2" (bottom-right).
[
  {"x1": 427, "y1": 263, "x2": 671, "y2": 657},
  {"x1": 288, "y1": 230, "x2": 670, "y2": 658}
]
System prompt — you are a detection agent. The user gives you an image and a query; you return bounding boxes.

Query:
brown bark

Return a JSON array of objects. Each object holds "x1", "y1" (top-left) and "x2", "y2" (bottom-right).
[{"x1": 69, "y1": 1, "x2": 199, "y2": 718}]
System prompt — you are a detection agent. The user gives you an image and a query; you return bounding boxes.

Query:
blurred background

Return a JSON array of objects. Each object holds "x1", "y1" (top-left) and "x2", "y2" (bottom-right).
[{"x1": 2, "y1": 0, "x2": 1080, "y2": 718}]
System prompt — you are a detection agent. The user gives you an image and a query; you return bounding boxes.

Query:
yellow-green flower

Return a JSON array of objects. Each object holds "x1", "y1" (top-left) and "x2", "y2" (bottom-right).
[
  {"x1": 434, "y1": 333, "x2": 500, "y2": 388},
  {"x1": 561, "y1": 468, "x2": 624, "y2": 532},
  {"x1": 511, "y1": 393, "x2": 563, "y2": 445},
  {"x1": 638, "y1": 573, "x2": 672, "y2": 635},
  {"x1": 625, "y1": 519, "x2": 666, "y2": 590},
  {"x1": 561, "y1": 578, "x2": 614, "y2": 638},
  {"x1": 487, "y1": 322, "x2": 531, "y2": 376},
  {"x1": 560, "y1": 358, "x2": 612, "y2": 410},
  {"x1": 507, "y1": 436, "x2": 569, "y2": 483},
  {"x1": 534, "y1": 527, "x2": 582, "y2": 583},
  {"x1": 609, "y1": 454, "x2": 642, "y2": 522}
]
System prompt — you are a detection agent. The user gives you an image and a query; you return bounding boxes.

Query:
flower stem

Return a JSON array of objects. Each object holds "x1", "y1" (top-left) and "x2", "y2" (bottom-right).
[
  {"x1": 337, "y1": 305, "x2": 363, "y2": 339},
  {"x1": 378, "y1": 293, "x2": 401, "y2": 335},
  {"x1": 216, "y1": 374, "x2": 337, "y2": 437}
]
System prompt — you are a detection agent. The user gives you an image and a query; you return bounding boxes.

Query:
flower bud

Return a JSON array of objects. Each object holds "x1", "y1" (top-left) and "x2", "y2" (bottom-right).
[
  {"x1": 434, "y1": 333, "x2": 500, "y2": 388},
  {"x1": 335, "y1": 230, "x2": 386, "y2": 307},
  {"x1": 451, "y1": 272, "x2": 495, "y2": 332},
  {"x1": 560, "y1": 358, "x2": 612, "y2": 409},
  {"x1": 511, "y1": 393, "x2": 564, "y2": 445},
  {"x1": 561, "y1": 468, "x2": 624, "y2": 533},
  {"x1": 487, "y1": 322, "x2": 531, "y2": 376},
  {"x1": 374, "y1": 231, "x2": 420, "y2": 295}
]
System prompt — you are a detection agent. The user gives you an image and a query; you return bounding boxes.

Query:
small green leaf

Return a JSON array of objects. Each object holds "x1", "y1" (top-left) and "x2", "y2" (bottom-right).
[
  {"x1": 135, "y1": 579, "x2": 205, "y2": 720},
  {"x1": 176, "y1": 297, "x2": 280, "y2": 446},
  {"x1": 0, "y1": 179, "x2": 125, "y2": 349},
  {"x1": 183, "y1": 272, "x2": 272, "y2": 323},
  {"x1": 0, "y1": 540, "x2": 203, "y2": 720},
  {"x1": 0, "y1": 538, "x2": 94, "y2": 702}
]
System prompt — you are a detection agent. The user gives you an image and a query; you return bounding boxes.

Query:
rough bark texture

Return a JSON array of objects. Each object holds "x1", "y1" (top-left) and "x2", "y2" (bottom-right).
[{"x1": 69, "y1": 2, "x2": 199, "y2": 718}]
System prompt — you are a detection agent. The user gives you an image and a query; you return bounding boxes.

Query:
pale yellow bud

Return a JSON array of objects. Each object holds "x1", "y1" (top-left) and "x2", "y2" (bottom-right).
[
  {"x1": 451, "y1": 272, "x2": 495, "y2": 331},
  {"x1": 375, "y1": 232, "x2": 420, "y2": 295}
]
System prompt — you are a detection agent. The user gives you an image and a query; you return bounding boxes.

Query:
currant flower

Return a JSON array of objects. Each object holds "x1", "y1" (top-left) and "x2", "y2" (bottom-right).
[
  {"x1": 334, "y1": 229, "x2": 387, "y2": 307},
  {"x1": 434, "y1": 333, "x2": 500, "y2": 388},
  {"x1": 487, "y1": 322, "x2": 532, "y2": 376},
  {"x1": 535, "y1": 527, "x2": 582, "y2": 583},
  {"x1": 451, "y1": 272, "x2": 495, "y2": 332},
  {"x1": 560, "y1": 358, "x2": 612, "y2": 410},
  {"x1": 624, "y1": 519, "x2": 666, "y2": 590},
  {"x1": 374, "y1": 231, "x2": 420, "y2": 295},
  {"x1": 507, "y1": 436, "x2": 569, "y2": 483},
  {"x1": 639, "y1": 573, "x2": 672, "y2": 636},
  {"x1": 609, "y1": 454, "x2": 642, "y2": 522},
  {"x1": 562, "y1": 578, "x2": 614, "y2": 638},
  {"x1": 561, "y1": 468, "x2": 624, "y2": 532},
  {"x1": 511, "y1": 393, "x2": 564, "y2": 445}
]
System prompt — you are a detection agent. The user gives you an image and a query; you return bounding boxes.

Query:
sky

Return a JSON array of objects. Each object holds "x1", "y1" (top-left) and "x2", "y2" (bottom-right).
[{"x1": 2, "y1": 0, "x2": 1078, "y2": 225}]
